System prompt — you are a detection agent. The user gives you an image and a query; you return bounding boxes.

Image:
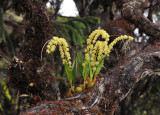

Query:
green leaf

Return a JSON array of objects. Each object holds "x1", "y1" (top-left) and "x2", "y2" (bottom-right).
[
  {"x1": 1, "y1": 58, "x2": 9, "y2": 63},
  {"x1": 65, "y1": 25, "x2": 77, "y2": 44},
  {"x1": 76, "y1": 34, "x2": 84, "y2": 47},
  {"x1": 82, "y1": 59, "x2": 90, "y2": 80},
  {"x1": 0, "y1": 7, "x2": 5, "y2": 43},
  {"x1": 64, "y1": 62, "x2": 73, "y2": 86},
  {"x1": 94, "y1": 59, "x2": 104, "y2": 76},
  {"x1": 99, "y1": 55, "x2": 105, "y2": 63},
  {"x1": 71, "y1": 59, "x2": 77, "y2": 80},
  {"x1": 72, "y1": 21, "x2": 85, "y2": 37},
  {"x1": 89, "y1": 58, "x2": 93, "y2": 80},
  {"x1": 77, "y1": 52, "x2": 83, "y2": 77},
  {"x1": 52, "y1": 16, "x2": 100, "y2": 48}
]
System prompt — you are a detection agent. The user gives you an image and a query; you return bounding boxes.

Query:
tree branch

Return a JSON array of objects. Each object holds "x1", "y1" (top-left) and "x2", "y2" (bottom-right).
[
  {"x1": 122, "y1": 2, "x2": 160, "y2": 39},
  {"x1": 21, "y1": 45, "x2": 160, "y2": 115}
]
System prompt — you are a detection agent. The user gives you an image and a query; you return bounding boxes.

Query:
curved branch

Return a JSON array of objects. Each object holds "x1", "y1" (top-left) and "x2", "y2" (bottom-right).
[
  {"x1": 21, "y1": 45, "x2": 160, "y2": 115},
  {"x1": 122, "y1": 2, "x2": 160, "y2": 39}
]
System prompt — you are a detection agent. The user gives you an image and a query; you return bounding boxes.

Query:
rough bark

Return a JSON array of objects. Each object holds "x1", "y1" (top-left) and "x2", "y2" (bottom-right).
[
  {"x1": 9, "y1": 0, "x2": 56, "y2": 99},
  {"x1": 122, "y1": 1, "x2": 160, "y2": 40},
  {"x1": 21, "y1": 44, "x2": 160, "y2": 115}
]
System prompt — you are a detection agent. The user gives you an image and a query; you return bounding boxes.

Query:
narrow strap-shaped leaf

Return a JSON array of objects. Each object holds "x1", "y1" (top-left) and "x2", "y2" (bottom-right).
[
  {"x1": 89, "y1": 59, "x2": 93, "y2": 81},
  {"x1": 94, "y1": 59, "x2": 104, "y2": 76},
  {"x1": 77, "y1": 52, "x2": 83, "y2": 77},
  {"x1": 64, "y1": 62, "x2": 73, "y2": 87},
  {"x1": 71, "y1": 58, "x2": 77, "y2": 80},
  {"x1": 82, "y1": 59, "x2": 90, "y2": 80},
  {"x1": 0, "y1": 7, "x2": 5, "y2": 42}
]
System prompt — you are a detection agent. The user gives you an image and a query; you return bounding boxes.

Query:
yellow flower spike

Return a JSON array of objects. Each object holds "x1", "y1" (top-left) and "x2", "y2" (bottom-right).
[
  {"x1": 46, "y1": 36, "x2": 72, "y2": 68},
  {"x1": 45, "y1": 29, "x2": 134, "y2": 92},
  {"x1": 106, "y1": 35, "x2": 134, "y2": 56},
  {"x1": 92, "y1": 41, "x2": 104, "y2": 60},
  {"x1": 92, "y1": 31, "x2": 100, "y2": 44},
  {"x1": 83, "y1": 29, "x2": 134, "y2": 90},
  {"x1": 86, "y1": 29, "x2": 109, "y2": 54}
]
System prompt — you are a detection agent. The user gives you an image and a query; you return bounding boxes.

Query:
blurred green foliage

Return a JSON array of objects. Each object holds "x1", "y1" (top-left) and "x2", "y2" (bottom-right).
[
  {"x1": 52, "y1": 16, "x2": 100, "y2": 47},
  {"x1": 0, "y1": 58, "x2": 8, "y2": 78},
  {"x1": 0, "y1": 81, "x2": 16, "y2": 114},
  {"x1": 0, "y1": 7, "x2": 5, "y2": 42},
  {"x1": 133, "y1": 77, "x2": 160, "y2": 115}
]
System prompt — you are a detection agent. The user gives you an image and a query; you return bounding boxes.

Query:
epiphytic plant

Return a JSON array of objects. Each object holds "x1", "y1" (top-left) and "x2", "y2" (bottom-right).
[{"x1": 46, "y1": 29, "x2": 134, "y2": 93}]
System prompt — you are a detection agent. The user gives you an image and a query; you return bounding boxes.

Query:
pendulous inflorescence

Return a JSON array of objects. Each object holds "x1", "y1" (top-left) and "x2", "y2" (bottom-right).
[
  {"x1": 83, "y1": 30, "x2": 110, "y2": 73},
  {"x1": 46, "y1": 37, "x2": 72, "y2": 68},
  {"x1": 83, "y1": 29, "x2": 134, "y2": 87},
  {"x1": 46, "y1": 29, "x2": 134, "y2": 93}
]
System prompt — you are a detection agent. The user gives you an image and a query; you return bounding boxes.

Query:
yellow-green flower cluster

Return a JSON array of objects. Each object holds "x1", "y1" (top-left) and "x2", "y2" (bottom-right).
[
  {"x1": 83, "y1": 29, "x2": 134, "y2": 74},
  {"x1": 86, "y1": 29, "x2": 110, "y2": 54},
  {"x1": 46, "y1": 37, "x2": 72, "y2": 68},
  {"x1": 105, "y1": 35, "x2": 134, "y2": 56},
  {"x1": 83, "y1": 29, "x2": 110, "y2": 71},
  {"x1": 45, "y1": 29, "x2": 134, "y2": 92},
  {"x1": 91, "y1": 41, "x2": 106, "y2": 71}
]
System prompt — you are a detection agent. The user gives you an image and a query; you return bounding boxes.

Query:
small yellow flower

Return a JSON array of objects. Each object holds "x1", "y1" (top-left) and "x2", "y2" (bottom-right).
[
  {"x1": 62, "y1": 59, "x2": 66, "y2": 64},
  {"x1": 95, "y1": 62, "x2": 99, "y2": 66},
  {"x1": 85, "y1": 54, "x2": 89, "y2": 60},
  {"x1": 68, "y1": 61, "x2": 72, "y2": 66},
  {"x1": 47, "y1": 45, "x2": 51, "y2": 49},
  {"x1": 46, "y1": 49, "x2": 51, "y2": 54},
  {"x1": 91, "y1": 62, "x2": 95, "y2": 66},
  {"x1": 82, "y1": 63, "x2": 86, "y2": 67},
  {"x1": 92, "y1": 67, "x2": 96, "y2": 72},
  {"x1": 60, "y1": 52, "x2": 64, "y2": 58},
  {"x1": 50, "y1": 46, "x2": 56, "y2": 52},
  {"x1": 87, "y1": 39, "x2": 91, "y2": 44},
  {"x1": 97, "y1": 55, "x2": 101, "y2": 60},
  {"x1": 84, "y1": 49, "x2": 88, "y2": 53},
  {"x1": 48, "y1": 40, "x2": 53, "y2": 45}
]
